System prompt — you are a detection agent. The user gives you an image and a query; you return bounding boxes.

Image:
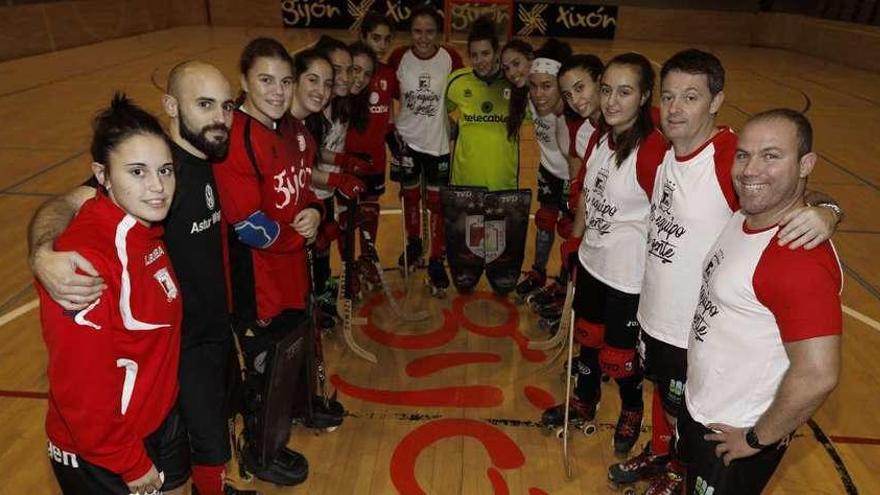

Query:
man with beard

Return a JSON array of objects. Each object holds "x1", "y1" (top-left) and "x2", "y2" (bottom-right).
[{"x1": 28, "y1": 61, "x2": 260, "y2": 495}]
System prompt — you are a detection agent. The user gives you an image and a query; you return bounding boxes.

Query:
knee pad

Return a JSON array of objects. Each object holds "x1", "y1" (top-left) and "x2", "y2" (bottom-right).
[
  {"x1": 574, "y1": 319, "x2": 605, "y2": 348},
  {"x1": 534, "y1": 206, "x2": 559, "y2": 232},
  {"x1": 557, "y1": 213, "x2": 574, "y2": 239},
  {"x1": 426, "y1": 188, "x2": 442, "y2": 215},
  {"x1": 599, "y1": 345, "x2": 638, "y2": 379}
]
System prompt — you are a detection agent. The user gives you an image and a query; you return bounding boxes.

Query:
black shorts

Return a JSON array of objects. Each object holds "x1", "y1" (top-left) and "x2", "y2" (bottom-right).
[
  {"x1": 573, "y1": 263, "x2": 641, "y2": 349},
  {"x1": 50, "y1": 407, "x2": 190, "y2": 494},
  {"x1": 536, "y1": 164, "x2": 570, "y2": 211},
  {"x1": 178, "y1": 340, "x2": 233, "y2": 465},
  {"x1": 640, "y1": 331, "x2": 687, "y2": 417},
  {"x1": 677, "y1": 405, "x2": 789, "y2": 495},
  {"x1": 399, "y1": 146, "x2": 450, "y2": 188}
]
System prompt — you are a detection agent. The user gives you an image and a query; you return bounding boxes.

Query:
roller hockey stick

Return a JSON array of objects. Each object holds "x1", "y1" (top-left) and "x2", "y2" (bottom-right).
[
  {"x1": 340, "y1": 198, "x2": 376, "y2": 364},
  {"x1": 307, "y1": 249, "x2": 333, "y2": 407},
  {"x1": 528, "y1": 279, "x2": 575, "y2": 350},
  {"x1": 359, "y1": 229, "x2": 429, "y2": 322},
  {"x1": 400, "y1": 193, "x2": 410, "y2": 286},
  {"x1": 561, "y1": 304, "x2": 577, "y2": 479}
]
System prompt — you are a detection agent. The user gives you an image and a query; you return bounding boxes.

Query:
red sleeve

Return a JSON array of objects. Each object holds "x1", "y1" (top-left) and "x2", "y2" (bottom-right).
[
  {"x1": 713, "y1": 128, "x2": 740, "y2": 210},
  {"x1": 40, "y1": 253, "x2": 153, "y2": 482},
  {"x1": 754, "y1": 240, "x2": 842, "y2": 342},
  {"x1": 212, "y1": 120, "x2": 305, "y2": 254},
  {"x1": 635, "y1": 130, "x2": 669, "y2": 199}
]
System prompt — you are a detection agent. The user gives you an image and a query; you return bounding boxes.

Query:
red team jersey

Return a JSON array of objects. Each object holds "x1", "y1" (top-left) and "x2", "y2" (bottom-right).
[
  {"x1": 40, "y1": 193, "x2": 182, "y2": 482},
  {"x1": 214, "y1": 110, "x2": 319, "y2": 320},
  {"x1": 345, "y1": 62, "x2": 396, "y2": 174}
]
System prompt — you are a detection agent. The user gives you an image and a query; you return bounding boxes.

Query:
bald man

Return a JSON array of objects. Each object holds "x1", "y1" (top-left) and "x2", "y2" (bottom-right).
[{"x1": 28, "y1": 62, "x2": 261, "y2": 495}]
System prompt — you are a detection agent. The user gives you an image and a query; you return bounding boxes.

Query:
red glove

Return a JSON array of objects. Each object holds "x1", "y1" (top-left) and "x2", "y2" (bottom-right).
[
  {"x1": 560, "y1": 236, "x2": 582, "y2": 277},
  {"x1": 327, "y1": 172, "x2": 365, "y2": 200},
  {"x1": 314, "y1": 220, "x2": 341, "y2": 253},
  {"x1": 334, "y1": 152, "x2": 371, "y2": 174}
]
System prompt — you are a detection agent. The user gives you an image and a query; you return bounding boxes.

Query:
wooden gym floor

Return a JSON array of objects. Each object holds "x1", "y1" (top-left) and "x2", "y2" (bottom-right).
[{"x1": 0, "y1": 26, "x2": 878, "y2": 494}]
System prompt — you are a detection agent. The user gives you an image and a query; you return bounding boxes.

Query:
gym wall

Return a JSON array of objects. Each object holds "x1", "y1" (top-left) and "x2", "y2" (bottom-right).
[{"x1": 1, "y1": 0, "x2": 879, "y2": 72}]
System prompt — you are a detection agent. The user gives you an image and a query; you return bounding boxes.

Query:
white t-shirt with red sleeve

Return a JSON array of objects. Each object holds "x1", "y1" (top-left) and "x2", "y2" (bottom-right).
[
  {"x1": 568, "y1": 115, "x2": 597, "y2": 160},
  {"x1": 389, "y1": 45, "x2": 463, "y2": 156},
  {"x1": 638, "y1": 127, "x2": 739, "y2": 348},
  {"x1": 686, "y1": 210, "x2": 842, "y2": 428},
  {"x1": 578, "y1": 129, "x2": 668, "y2": 294}
]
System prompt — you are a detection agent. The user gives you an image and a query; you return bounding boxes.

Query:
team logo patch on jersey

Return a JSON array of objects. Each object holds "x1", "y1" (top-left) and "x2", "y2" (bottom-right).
[
  {"x1": 481, "y1": 101, "x2": 494, "y2": 113},
  {"x1": 464, "y1": 89, "x2": 472, "y2": 98},
  {"x1": 465, "y1": 216, "x2": 506, "y2": 263},
  {"x1": 153, "y1": 267, "x2": 178, "y2": 302},
  {"x1": 205, "y1": 184, "x2": 215, "y2": 210},
  {"x1": 370, "y1": 91, "x2": 380, "y2": 105},
  {"x1": 503, "y1": 88, "x2": 511, "y2": 100}
]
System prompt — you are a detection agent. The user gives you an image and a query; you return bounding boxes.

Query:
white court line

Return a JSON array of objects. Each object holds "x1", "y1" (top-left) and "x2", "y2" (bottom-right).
[
  {"x1": 842, "y1": 305, "x2": 880, "y2": 333},
  {"x1": 0, "y1": 299, "x2": 39, "y2": 328}
]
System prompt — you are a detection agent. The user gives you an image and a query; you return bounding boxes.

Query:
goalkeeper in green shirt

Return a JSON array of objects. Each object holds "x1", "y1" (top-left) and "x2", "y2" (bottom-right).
[{"x1": 445, "y1": 17, "x2": 519, "y2": 191}]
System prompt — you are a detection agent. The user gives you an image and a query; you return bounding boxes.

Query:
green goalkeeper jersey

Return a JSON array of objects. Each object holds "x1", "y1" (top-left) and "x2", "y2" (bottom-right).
[{"x1": 446, "y1": 68, "x2": 519, "y2": 191}]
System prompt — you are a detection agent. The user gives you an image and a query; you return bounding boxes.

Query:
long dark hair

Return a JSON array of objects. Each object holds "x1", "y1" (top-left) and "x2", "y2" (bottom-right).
[
  {"x1": 501, "y1": 38, "x2": 533, "y2": 141},
  {"x1": 347, "y1": 41, "x2": 377, "y2": 133},
  {"x1": 602, "y1": 52, "x2": 655, "y2": 167},
  {"x1": 91, "y1": 92, "x2": 170, "y2": 167},
  {"x1": 559, "y1": 54, "x2": 605, "y2": 123},
  {"x1": 315, "y1": 35, "x2": 352, "y2": 125}
]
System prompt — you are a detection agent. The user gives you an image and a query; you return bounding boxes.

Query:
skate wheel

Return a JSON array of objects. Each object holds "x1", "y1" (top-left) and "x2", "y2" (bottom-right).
[
  {"x1": 582, "y1": 423, "x2": 597, "y2": 436},
  {"x1": 324, "y1": 425, "x2": 339, "y2": 433},
  {"x1": 623, "y1": 488, "x2": 636, "y2": 495},
  {"x1": 239, "y1": 470, "x2": 254, "y2": 482},
  {"x1": 555, "y1": 427, "x2": 565, "y2": 439}
]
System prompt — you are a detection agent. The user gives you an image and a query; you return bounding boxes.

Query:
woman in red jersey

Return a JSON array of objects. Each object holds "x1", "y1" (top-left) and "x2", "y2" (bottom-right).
[
  {"x1": 40, "y1": 94, "x2": 186, "y2": 495},
  {"x1": 212, "y1": 37, "x2": 324, "y2": 487}
]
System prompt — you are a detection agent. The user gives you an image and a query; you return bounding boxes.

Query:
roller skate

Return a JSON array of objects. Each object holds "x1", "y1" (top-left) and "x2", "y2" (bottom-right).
[
  {"x1": 644, "y1": 462, "x2": 685, "y2": 495},
  {"x1": 613, "y1": 406, "x2": 644, "y2": 457},
  {"x1": 314, "y1": 284, "x2": 338, "y2": 331},
  {"x1": 192, "y1": 484, "x2": 261, "y2": 495},
  {"x1": 526, "y1": 278, "x2": 565, "y2": 313},
  {"x1": 513, "y1": 269, "x2": 546, "y2": 304},
  {"x1": 357, "y1": 255, "x2": 382, "y2": 293},
  {"x1": 541, "y1": 396, "x2": 599, "y2": 438},
  {"x1": 426, "y1": 256, "x2": 449, "y2": 298},
  {"x1": 537, "y1": 294, "x2": 565, "y2": 333},
  {"x1": 239, "y1": 443, "x2": 308, "y2": 486},
  {"x1": 397, "y1": 237, "x2": 424, "y2": 273},
  {"x1": 300, "y1": 394, "x2": 345, "y2": 433},
  {"x1": 608, "y1": 442, "x2": 669, "y2": 494}
]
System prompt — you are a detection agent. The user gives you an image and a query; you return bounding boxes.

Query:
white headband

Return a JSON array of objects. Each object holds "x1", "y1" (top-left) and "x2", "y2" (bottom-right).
[{"x1": 530, "y1": 57, "x2": 561, "y2": 76}]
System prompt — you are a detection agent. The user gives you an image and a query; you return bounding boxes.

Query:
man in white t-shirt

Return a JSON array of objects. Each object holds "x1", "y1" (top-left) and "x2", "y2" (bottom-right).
[
  {"x1": 609, "y1": 49, "x2": 842, "y2": 494},
  {"x1": 678, "y1": 109, "x2": 842, "y2": 494}
]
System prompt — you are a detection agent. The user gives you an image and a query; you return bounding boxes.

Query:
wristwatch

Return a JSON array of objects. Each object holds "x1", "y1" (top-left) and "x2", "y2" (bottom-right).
[
  {"x1": 745, "y1": 427, "x2": 770, "y2": 450},
  {"x1": 813, "y1": 202, "x2": 844, "y2": 223}
]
